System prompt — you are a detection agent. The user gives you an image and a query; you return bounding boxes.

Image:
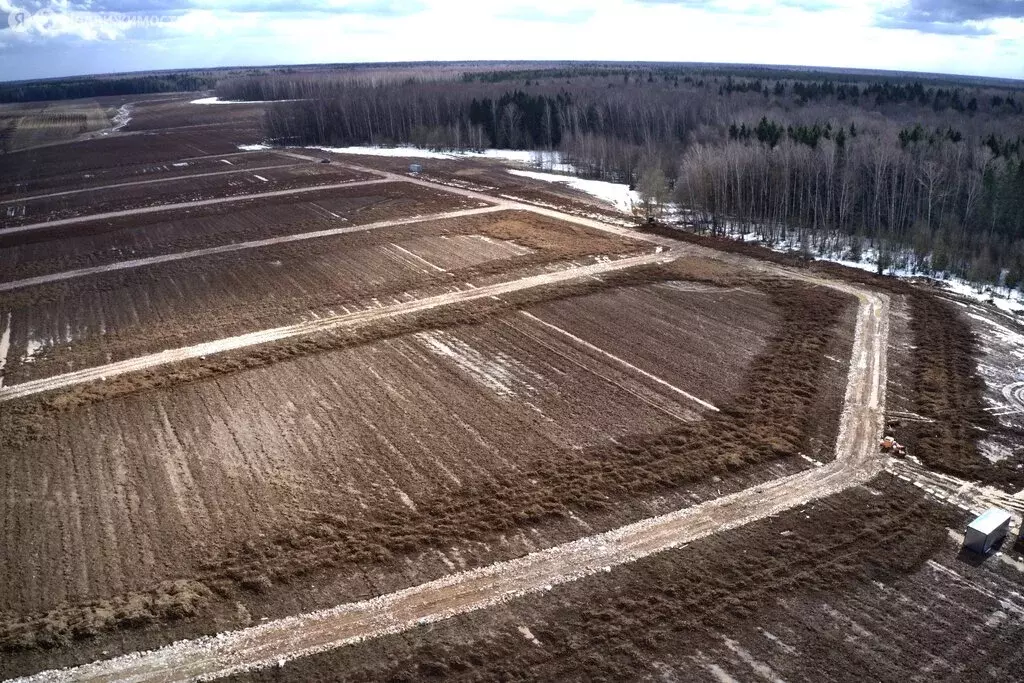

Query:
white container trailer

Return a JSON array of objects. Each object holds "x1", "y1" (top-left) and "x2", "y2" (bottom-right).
[{"x1": 964, "y1": 508, "x2": 1012, "y2": 553}]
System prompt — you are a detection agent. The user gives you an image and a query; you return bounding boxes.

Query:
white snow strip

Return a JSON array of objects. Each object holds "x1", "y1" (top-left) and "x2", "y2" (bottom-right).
[
  {"x1": 220, "y1": 159, "x2": 233, "y2": 166},
  {"x1": 416, "y1": 330, "x2": 526, "y2": 397},
  {"x1": 252, "y1": 174, "x2": 269, "y2": 182},
  {"x1": 109, "y1": 104, "x2": 131, "y2": 133},
  {"x1": 238, "y1": 144, "x2": 271, "y2": 151},
  {"x1": 0, "y1": 313, "x2": 11, "y2": 388},
  {"x1": 191, "y1": 97, "x2": 297, "y2": 105},
  {"x1": 307, "y1": 145, "x2": 571, "y2": 171},
  {"x1": 507, "y1": 169, "x2": 639, "y2": 213},
  {"x1": 520, "y1": 311, "x2": 719, "y2": 412}
]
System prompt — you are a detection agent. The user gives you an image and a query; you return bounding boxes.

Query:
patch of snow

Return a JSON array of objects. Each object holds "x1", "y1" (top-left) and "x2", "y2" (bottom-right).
[
  {"x1": 23, "y1": 333, "x2": 46, "y2": 364},
  {"x1": 238, "y1": 144, "x2": 271, "y2": 151},
  {"x1": 968, "y1": 314, "x2": 1024, "y2": 361},
  {"x1": 110, "y1": 104, "x2": 131, "y2": 133},
  {"x1": 171, "y1": 162, "x2": 189, "y2": 168},
  {"x1": 506, "y1": 169, "x2": 639, "y2": 213},
  {"x1": 307, "y1": 145, "x2": 570, "y2": 171},
  {"x1": 687, "y1": 220, "x2": 1024, "y2": 315},
  {"x1": 252, "y1": 174, "x2": 269, "y2": 182},
  {"x1": 191, "y1": 97, "x2": 291, "y2": 105},
  {"x1": 0, "y1": 313, "x2": 10, "y2": 388}
]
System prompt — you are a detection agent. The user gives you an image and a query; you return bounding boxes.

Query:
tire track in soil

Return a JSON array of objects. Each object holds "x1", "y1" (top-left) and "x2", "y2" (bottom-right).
[
  {"x1": 0, "y1": 178, "x2": 395, "y2": 238},
  {"x1": 0, "y1": 163, "x2": 306, "y2": 205},
  {"x1": 0, "y1": 251, "x2": 672, "y2": 403},
  {"x1": 10, "y1": 284, "x2": 888, "y2": 683},
  {"x1": 0, "y1": 204, "x2": 504, "y2": 293}
]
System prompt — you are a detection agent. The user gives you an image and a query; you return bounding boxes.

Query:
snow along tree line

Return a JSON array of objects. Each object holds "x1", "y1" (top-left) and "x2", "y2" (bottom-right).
[{"x1": 222, "y1": 65, "x2": 1024, "y2": 287}]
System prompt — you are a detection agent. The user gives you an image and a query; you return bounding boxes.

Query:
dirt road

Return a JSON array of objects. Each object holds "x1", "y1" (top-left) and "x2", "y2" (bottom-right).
[
  {"x1": 0, "y1": 251, "x2": 672, "y2": 402},
  {"x1": 0, "y1": 178, "x2": 393, "y2": 237},
  {"x1": 0, "y1": 204, "x2": 505, "y2": 293},
  {"x1": 0, "y1": 155, "x2": 665, "y2": 291},
  {"x1": 0, "y1": 163, "x2": 304, "y2": 205},
  {"x1": 10, "y1": 283, "x2": 888, "y2": 682}
]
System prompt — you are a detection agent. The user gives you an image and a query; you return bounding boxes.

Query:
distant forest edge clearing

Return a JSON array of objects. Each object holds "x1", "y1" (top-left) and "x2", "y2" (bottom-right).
[{"x1": 3, "y1": 60, "x2": 1023, "y2": 295}]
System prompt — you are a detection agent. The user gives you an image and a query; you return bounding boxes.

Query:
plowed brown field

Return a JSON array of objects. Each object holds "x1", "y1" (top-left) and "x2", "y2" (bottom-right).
[
  {"x1": 0, "y1": 212, "x2": 645, "y2": 384},
  {"x1": 0, "y1": 283, "x2": 776, "y2": 620},
  {"x1": 0, "y1": 183, "x2": 484, "y2": 280},
  {"x1": 1, "y1": 162, "x2": 369, "y2": 227}
]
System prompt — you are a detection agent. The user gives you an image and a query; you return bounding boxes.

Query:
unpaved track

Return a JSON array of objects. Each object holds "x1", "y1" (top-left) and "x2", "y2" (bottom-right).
[
  {"x1": 0, "y1": 178, "x2": 393, "y2": 237},
  {"x1": 888, "y1": 457, "x2": 1024, "y2": 516},
  {"x1": 10, "y1": 285, "x2": 888, "y2": 682},
  {"x1": 0, "y1": 163, "x2": 304, "y2": 205},
  {"x1": 0, "y1": 251, "x2": 672, "y2": 402},
  {"x1": 0, "y1": 204, "x2": 505, "y2": 293},
  {"x1": 0, "y1": 154, "x2": 665, "y2": 290}
]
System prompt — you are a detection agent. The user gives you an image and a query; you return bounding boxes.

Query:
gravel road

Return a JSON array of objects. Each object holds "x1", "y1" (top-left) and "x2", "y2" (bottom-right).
[{"x1": 9, "y1": 283, "x2": 888, "y2": 683}]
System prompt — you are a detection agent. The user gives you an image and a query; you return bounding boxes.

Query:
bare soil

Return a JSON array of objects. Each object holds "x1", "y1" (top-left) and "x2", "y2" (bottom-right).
[
  {"x1": 646, "y1": 223, "x2": 1023, "y2": 490},
  {"x1": 0, "y1": 211, "x2": 646, "y2": 383},
  {"x1": 224, "y1": 476, "x2": 971, "y2": 682},
  {"x1": 0, "y1": 128, "x2": 251, "y2": 191},
  {"x1": 0, "y1": 182, "x2": 479, "y2": 280},
  {"x1": 0, "y1": 151, "x2": 292, "y2": 201},
  {"x1": 1, "y1": 162, "x2": 368, "y2": 227},
  {"x1": 0, "y1": 271, "x2": 854, "y2": 674}
]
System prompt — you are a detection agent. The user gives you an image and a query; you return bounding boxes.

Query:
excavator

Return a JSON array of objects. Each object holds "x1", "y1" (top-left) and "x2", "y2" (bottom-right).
[{"x1": 880, "y1": 435, "x2": 907, "y2": 457}]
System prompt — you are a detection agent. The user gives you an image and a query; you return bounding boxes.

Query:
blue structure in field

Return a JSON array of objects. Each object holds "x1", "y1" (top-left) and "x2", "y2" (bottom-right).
[{"x1": 409, "y1": 163, "x2": 423, "y2": 175}]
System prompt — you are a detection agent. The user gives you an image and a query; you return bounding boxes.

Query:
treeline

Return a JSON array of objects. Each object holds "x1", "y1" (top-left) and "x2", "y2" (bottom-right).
[
  {"x1": 226, "y1": 64, "x2": 1024, "y2": 287},
  {"x1": 676, "y1": 130, "x2": 1024, "y2": 285},
  {"x1": 0, "y1": 73, "x2": 216, "y2": 103},
  {"x1": 255, "y1": 79, "x2": 707, "y2": 180}
]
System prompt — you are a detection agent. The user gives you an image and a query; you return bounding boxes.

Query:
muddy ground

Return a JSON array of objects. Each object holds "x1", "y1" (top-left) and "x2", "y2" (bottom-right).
[
  {"x1": 0, "y1": 128, "x2": 254, "y2": 190},
  {"x1": 0, "y1": 149, "x2": 291, "y2": 201},
  {"x1": 0, "y1": 263, "x2": 854, "y2": 676},
  {"x1": 1, "y1": 161, "x2": 369, "y2": 227},
  {"x1": 642, "y1": 223, "x2": 1024, "y2": 492},
  {"x1": 231, "y1": 475, "x2": 1018, "y2": 683},
  {"x1": 2, "y1": 95, "x2": 1013, "y2": 681},
  {"x1": 0, "y1": 182, "x2": 481, "y2": 280},
  {"x1": 0, "y1": 211, "x2": 647, "y2": 382}
]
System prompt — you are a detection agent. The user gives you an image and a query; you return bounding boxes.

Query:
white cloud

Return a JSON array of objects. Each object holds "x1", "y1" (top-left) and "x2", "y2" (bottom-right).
[{"x1": 1, "y1": 0, "x2": 1022, "y2": 80}]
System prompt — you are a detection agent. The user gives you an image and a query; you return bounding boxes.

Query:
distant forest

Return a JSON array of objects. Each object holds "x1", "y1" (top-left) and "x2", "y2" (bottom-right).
[
  {"x1": 0, "y1": 72, "x2": 216, "y2": 103},
  {"x1": 216, "y1": 64, "x2": 1024, "y2": 287}
]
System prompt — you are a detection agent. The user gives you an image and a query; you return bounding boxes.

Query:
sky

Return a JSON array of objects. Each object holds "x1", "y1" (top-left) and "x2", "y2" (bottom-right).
[{"x1": 1, "y1": 0, "x2": 1022, "y2": 82}]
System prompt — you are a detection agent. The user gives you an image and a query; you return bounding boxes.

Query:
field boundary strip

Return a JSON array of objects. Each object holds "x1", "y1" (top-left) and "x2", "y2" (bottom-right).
[
  {"x1": 1, "y1": 152, "x2": 672, "y2": 290},
  {"x1": 0, "y1": 251, "x2": 672, "y2": 402},
  {"x1": 0, "y1": 204, "x2": 506, "y2": 293},
  {"x1": 0, "y1": 178, "x2": 394, "y2": 236},
  {"x1": 8, "y1": 285, "x2": 888, "y2": 683},
  {"x1": 0, "y1": 163, "x2": 306, "y2": 205}
]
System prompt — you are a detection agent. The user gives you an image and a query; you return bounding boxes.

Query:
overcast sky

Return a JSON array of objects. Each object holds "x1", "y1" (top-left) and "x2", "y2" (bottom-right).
[{"x1": 1, "y1": 1, "x2": 1022, "y2": 82}]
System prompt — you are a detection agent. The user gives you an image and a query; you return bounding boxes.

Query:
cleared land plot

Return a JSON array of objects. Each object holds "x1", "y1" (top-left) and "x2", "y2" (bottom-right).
[
  {"x1": 0, "y1": 100, "x2": 110, "y2": 153},
  {"x1": 123, "y1": 97, "x2": 268, "y2": 133},
  {"x1": 0, "y1": 212, "x2": 645, "y2": 384},
  {"x1": 0, "y1": 151, "x2": 296, "y2": 202},
  {"x1": 236, "y1": 478, "x2": 1008, "y2": 683},
  {"x1": 0, "y1": 129, "x2": 252, "y2": 190},
  {"x1": 0, "y1": 162, "x2": 369, "y2": 227},
  {"x1": 0, "y1": 182, "x2": 482, "y2": 281},
  {"x1": 0, "y1": 284, "x2": 776, "y2": 623}
]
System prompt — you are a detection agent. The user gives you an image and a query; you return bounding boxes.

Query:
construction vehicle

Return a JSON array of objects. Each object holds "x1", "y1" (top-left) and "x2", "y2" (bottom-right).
[{"x1": 880, "y1": 435, "x2": 907, "y2": 457}]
